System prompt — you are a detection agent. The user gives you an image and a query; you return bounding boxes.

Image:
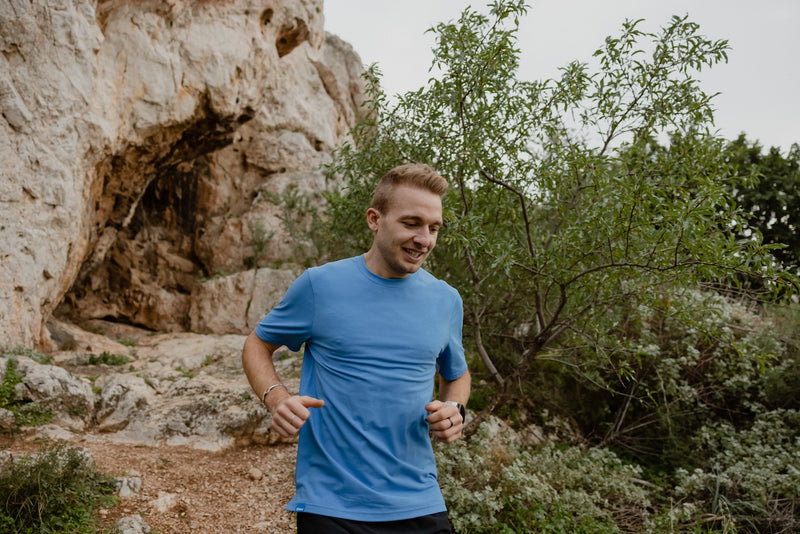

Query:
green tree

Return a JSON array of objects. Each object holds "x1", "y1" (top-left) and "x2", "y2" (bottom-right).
[
  {"x1": 724, "y1": 135, "x2": 800, "y2": 274},
  {"x1": 324, "y1": 1, "x2": 797, "y2": 441}
]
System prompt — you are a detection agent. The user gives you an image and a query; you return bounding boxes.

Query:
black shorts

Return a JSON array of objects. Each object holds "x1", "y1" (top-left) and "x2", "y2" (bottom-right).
[{"x1": 296, "y1": 511, "x2": 452, "y2": 534}]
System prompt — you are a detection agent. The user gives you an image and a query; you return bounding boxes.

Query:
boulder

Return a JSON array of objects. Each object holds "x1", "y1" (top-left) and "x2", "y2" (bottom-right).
[
  {"x1": 95, "y1": 374, "x2": 157, "y2": 432},
  {"x1": 5, "y1": 356, "x2": 96, "y2": 430},
  {"x1": 114, "y1": 514, "x2": 151, "y2": 534}
]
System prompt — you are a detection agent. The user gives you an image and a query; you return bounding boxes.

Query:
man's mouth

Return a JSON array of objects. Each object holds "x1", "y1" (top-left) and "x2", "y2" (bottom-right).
[{"x1": 404, "y1": 248, "x2": 425, "y2": 260}]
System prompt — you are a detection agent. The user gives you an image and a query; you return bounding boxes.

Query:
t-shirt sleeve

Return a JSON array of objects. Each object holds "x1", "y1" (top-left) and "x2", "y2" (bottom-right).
[
  {"x1": 436, "y1": 289, "x2": 468, "y2": 381},
  {"x1": 254, "y1": 270, "x2": 314, "y2": 352}
]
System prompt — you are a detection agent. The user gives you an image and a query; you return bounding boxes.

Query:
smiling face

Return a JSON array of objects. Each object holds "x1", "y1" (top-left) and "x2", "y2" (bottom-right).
[{"x1": 364, "y1": 184, "x2": 443, "y2": 279}]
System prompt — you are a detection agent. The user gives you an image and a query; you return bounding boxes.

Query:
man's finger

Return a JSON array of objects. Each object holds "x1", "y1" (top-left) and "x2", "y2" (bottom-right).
[
  {"x1": 299, "y1": 396, "x2": 325, "y2": 409},
  {"x1": 272, "y1": 415, "x2": 296, "y2": 437},
  {"x1": 424, "y1": 400, "x2": 444, "y2": 413}
]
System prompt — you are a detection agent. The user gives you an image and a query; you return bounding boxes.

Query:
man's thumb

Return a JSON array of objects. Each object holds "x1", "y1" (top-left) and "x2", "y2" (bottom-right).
[
  {"x1": 300, "y1": 396, "x2": 325, "y2": 409},
  {"x1": 424, "y1": 401, "x2": 442, "y2": 413}
]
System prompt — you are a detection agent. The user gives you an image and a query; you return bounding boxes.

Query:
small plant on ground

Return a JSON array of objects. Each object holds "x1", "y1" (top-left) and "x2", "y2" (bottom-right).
[
  {"x1": 86, "y1": 352, "x2": 132, "y2": 366},
  {"x1": 2, "y1": 346, "x2": 52, "y2": 365},
  {"x1": 0, "y1": 441, "x2": 117, "y2": 533},
  {"x1": 176, "y1": 366, "x2": 196, "y2": 379}
]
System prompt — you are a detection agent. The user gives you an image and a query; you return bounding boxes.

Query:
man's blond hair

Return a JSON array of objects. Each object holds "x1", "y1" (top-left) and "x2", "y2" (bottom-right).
[{"x1": 370, "y1": 163, "x2": 449, "y2": 213}]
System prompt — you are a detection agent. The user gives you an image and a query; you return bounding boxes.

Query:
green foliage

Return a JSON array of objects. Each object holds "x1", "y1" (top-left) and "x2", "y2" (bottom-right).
[
  {"x1": 3, "y1": 346, "x2": 52, "y2": 365},
  {"x1": 0, "y1": 359, "x2": 22, "y2": 410},
  {"x1": 0, "y1": 442, "x2": 117, "y2": 533},
  {"x1": 324, "y1": 0, "x2": 795, "y2": 413},
  {"x1": 13, "y1": 403, "x2": 53, "y2": 428},
  {"x1": 319, "y1": 4, "x2": 800, "y2": 530},
  {"x1": 259, "y1": 186, "x2": 326, "y2": 268},
  {"x1": 566, "y1": 290, "x2": 787, "y2": 462},
  {"x1": 436, "y1": 419, "x2": 653, "y2": 533},
  {"x1": 759, "y1": 301, "x2": 800, "y2": 410},
  {"x1": 440, "y1": 413, "x2": 799, "y2": 533},
  {"x1": 673, "y1": 409, "x2": 800, "y2": 533},
  {"x1": 724, "y1": 136, "x2": 800, "y2": 274},
  {"x1": 86, "y1": 352, "x2": 132, "y2": 366},
  {"x1": 553, "y1": 293, "x2": 799, "y2": 531},
  {"x1": 245, "y1": 219, "x2": 274, "y2": 269},
  {"x1": 176, "y1": 365, "x2": 196, "y2": 378},
  {"x1": 0, "y1": 358, "x2": 53, "y2": 431}
]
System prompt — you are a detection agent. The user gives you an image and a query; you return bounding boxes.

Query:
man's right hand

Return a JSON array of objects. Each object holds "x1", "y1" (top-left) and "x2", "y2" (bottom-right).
[{"x1": 269, "y1": 395, "x2": 325, "y2": 438}]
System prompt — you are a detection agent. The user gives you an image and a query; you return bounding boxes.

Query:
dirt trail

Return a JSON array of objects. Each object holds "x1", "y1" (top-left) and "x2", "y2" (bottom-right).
[{"x1": 3, "y1": 434, "x2": 299, "y2": 533}]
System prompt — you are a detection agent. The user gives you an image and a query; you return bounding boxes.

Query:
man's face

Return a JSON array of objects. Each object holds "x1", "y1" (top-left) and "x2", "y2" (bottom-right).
[{"x1": 365, "y1": 185, "x2": 443, "y2": 279}]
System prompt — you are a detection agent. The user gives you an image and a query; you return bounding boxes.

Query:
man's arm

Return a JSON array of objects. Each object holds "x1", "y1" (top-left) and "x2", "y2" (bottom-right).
[
  {"x1": 439, "y1": 369, "x2": 471, "y2": 407},
  {"x1": 425, "y1": 370, "x2": 471, "y2": 443},
  {"x1": 242, "y1": 331, "x2": 323, "y2": 438}
]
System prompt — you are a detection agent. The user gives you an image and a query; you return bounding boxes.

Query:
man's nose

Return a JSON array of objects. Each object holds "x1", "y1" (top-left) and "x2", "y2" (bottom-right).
[{"x1": 414, "y1": 228, "x2": 434, "y2": 248}]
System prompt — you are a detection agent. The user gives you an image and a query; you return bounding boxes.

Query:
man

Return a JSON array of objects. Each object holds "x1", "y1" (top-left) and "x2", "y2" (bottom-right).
[{"x1": 242, "y1": 163, "x2": 470, "y2": 534}]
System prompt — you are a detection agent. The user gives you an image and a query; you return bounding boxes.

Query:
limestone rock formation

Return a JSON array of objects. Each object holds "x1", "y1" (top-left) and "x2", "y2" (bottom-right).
[
  {"x1": 12, "y1": 356, "x2": 96, "y2": 430},
  {"x1": 189, "y1": 266, "x2": 300, "y2": 335},
  {"x1": 0, "y1": 0, "x2": 365, "y2": 348},
  {"x1": 2, "y1": 320, "x2": 304, "y2": 449}
]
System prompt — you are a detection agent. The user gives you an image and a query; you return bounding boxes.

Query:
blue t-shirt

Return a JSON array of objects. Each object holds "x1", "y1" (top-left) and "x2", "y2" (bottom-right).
[{"x1": 255, "y1": 255, "x2": 467, "y2": 521}]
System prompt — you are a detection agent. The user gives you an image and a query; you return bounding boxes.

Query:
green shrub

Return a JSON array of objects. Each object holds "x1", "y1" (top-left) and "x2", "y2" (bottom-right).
[
  {"x1": 12, "y1": 403, "x2": 53, "y2": 428},
  {"x1": 436, "y1": 419, "x2": 653, "y2": 533},
  {"x1": 439, "y1": 415, "x2": 800, "y2": 533},
  {"x1": 86, "y1": 352, "x2": 131, "y2": 366},
  {"x1": 0, "y1": 358, "x2": 52, "y2": 431},
  {"x1": 562, "y1": 290, "x2": 790, "y2": 467},
  {"x1": 671, "y1": 409, "x2": 800, "y2": 533},
  {"x1": 760, "y1": 300, "x2": 800, "y2": 410},
  {"x1": 247, "y1": 219, "x2": 273, "y2": 268},
  {"x1": 0, "y1": 442, "x2": 117, "y2": 533},
  {"x1": 0, "y1": 358, "x2": 22, "y2": 409}
]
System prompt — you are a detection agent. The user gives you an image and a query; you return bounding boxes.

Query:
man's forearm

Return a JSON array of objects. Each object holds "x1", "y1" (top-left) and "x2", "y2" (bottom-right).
[
  {"x1": 439, "y1": 370, "x2": 471, "y2": 406},
  {"x1": 241, "y1": 331, "x2": 288, "y2": 410}
]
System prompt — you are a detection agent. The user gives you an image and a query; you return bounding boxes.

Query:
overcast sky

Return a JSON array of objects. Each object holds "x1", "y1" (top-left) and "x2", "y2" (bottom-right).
[{"x1": 323, "y1": 0, "x2": 799, "y2": 153}]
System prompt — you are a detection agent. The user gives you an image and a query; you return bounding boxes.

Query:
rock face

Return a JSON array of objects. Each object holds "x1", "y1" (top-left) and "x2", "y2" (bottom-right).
[
  {"x1": 2, "y1": 319, "x2": 304, "y2": 449},
  {"x1": 0, "y1": 0, "x2": 365, "y2": 348}
]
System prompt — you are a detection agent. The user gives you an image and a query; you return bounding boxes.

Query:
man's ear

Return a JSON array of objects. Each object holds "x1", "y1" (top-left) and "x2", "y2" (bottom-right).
[{"x1": 366, "y1": 207, "x2": 380, "y2": 232}]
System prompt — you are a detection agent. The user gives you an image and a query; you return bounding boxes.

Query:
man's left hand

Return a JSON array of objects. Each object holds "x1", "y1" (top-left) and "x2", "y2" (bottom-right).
[{"x1": 425, "y1": 401, "x2": 463, "y2": 443}]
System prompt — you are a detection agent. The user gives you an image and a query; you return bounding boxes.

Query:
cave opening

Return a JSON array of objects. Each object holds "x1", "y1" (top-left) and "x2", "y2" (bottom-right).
[{"x1": 56, "y1": 110, "x2": 245, "y2": 333}]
